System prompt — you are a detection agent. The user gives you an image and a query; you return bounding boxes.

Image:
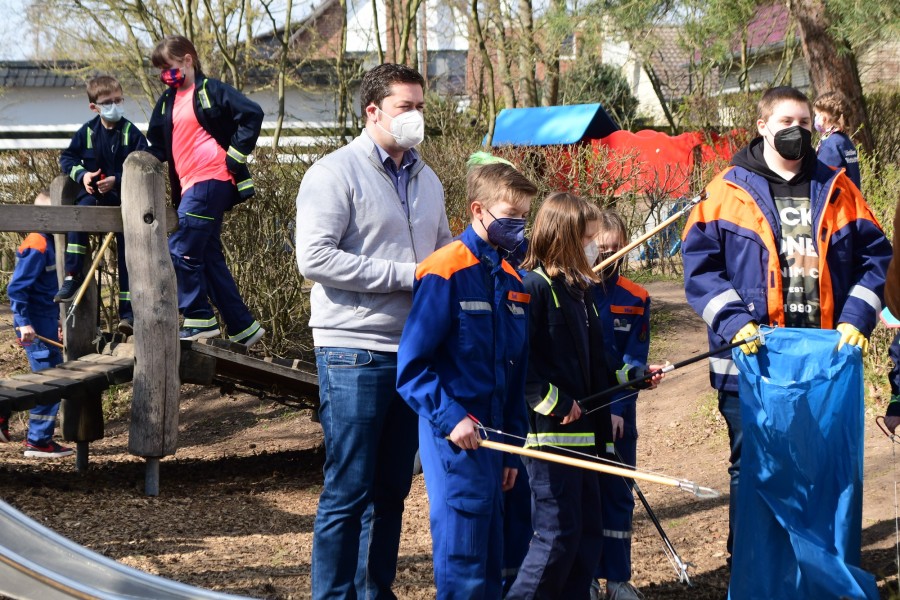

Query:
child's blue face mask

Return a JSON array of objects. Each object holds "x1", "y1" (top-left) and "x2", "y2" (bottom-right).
[
  {"x1": 484, "y1": 209, "x2": 527, "y2": 254},
  {"x1": 98, "y1": 102, "x2": 124, "y2": 123}
]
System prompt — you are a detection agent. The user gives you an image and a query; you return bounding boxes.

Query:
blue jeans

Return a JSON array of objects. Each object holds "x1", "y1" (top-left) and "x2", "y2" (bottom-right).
[
  {"x1": 718, "y1": 390, "x2": 742, "y2": 558},
  {"x1": 312, "y1": 347, "x2": 418, "y2": 600}
]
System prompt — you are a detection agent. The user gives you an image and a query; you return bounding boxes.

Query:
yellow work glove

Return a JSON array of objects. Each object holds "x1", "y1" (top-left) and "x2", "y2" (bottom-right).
[
  {"x1": 731, "y1": 322, "x2": 761, "y2": 355},
  {"x1": 836, "y1": 323, "x2": 868, "y2": 354}
]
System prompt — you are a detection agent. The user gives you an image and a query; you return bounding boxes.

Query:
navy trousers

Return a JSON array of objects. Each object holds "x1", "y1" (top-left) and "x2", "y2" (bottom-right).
[
  {"x1": 65, "y1": 190, "x2": 131, "y2": 320},
  {"x1": 506, "y1": 458, "x2": 604, "y2": 600},
  {"x1": 168, "y1": 179, "x2": 257, "y2": 339}
]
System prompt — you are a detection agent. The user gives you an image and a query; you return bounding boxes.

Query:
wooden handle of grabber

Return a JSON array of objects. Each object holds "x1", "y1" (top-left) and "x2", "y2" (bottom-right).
[
  {"x1": 479, "y1": 438, "x2": 719, "y2": 498},
  {"x1": 70, "y1": 231, "x2": 116, "y2": 308}
]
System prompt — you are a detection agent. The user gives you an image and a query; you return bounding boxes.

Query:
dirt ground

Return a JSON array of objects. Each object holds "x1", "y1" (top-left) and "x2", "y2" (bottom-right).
[{"x1": 1, "y1": 281, "x2": 899, "y2": 599}]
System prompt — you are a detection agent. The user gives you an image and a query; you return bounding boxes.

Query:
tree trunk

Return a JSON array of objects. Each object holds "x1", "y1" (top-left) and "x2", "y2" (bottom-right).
[
  {"x1": 643, "y1": 63, "x2": 677, "y2": 130},
  {"x1": 516, "y1": 0, "x2": 537, "y2": 106},
  {"x1": 471, "y1": 0, "x2": 498, "y2": 146},
  {"x1": 486, "y1": 0, "x2": 516, "y2": 108},
  {"x1": 789, "y1": 0, "x2": 873, "y2": 154}
]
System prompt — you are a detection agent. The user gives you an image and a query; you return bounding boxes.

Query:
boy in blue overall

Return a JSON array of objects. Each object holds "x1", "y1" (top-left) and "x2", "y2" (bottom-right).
[
  {"x1": 397, "y1": 158, "x2": 537, "y2": 599},
  {"x1": 3, "y1": 191, "x2": 74, "y2": 458},
  {"x1": 57, "y1": 75, "x2": 148, "y2": 335}
]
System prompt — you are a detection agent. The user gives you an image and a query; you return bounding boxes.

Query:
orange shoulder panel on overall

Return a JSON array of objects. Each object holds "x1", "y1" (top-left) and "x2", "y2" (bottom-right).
[
  {"x1": 18, "y1": 233, "x2": 47, "y2": 254},
  {"x1": 415, "y1": 240, "x2": 480, "y2": 281}
]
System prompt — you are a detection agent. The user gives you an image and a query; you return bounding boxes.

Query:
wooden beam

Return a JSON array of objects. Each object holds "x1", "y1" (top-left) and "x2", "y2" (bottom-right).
[
  {"x1": 0, "y1": 205, "x2": 178, "y2": 233},
  {"x1": 122, "y1": 151, "x2": 180, "y2": 467}
]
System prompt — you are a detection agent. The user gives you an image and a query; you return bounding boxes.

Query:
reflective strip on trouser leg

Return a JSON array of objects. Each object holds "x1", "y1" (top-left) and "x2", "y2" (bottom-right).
[
  {"x1": 229, "y1": 320, "x2": 261, "y2": 342},
  {"x1": 184, "y1": 317, "x2": 219, "y2": 329},
  {"x1": 602, "y1": 529, "x2": 633, "y2": 539},
  {"x1": 66, "y1": 243, "x2": 87, "y2": 255}
]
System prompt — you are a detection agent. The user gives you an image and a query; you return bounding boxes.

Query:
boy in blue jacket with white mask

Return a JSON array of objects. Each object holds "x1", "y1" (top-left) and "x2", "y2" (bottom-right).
[{"x1": 57, "y1": 75, "x2": 148, "y2": 336}]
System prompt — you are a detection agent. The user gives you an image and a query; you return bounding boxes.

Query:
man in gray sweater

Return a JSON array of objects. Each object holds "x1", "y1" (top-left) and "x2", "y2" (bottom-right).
[{"x1": 295, "y1": 63, "x2": 452, "y2": 600}]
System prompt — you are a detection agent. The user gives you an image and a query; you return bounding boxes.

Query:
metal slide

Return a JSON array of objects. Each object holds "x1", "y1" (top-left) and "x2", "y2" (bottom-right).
[{"x1": 0, "y1": 500, "x2": 255, "y2": 600}]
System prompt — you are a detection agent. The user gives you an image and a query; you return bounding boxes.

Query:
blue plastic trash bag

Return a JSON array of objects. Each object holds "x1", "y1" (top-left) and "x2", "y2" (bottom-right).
[{"x1": 729, "y1": 327, "x2": 877, "y2": 600}]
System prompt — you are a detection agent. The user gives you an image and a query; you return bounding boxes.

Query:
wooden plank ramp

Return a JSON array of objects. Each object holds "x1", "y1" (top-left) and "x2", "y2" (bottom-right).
[
  {"x1": 0, "y1": 354, "x2": 135, "y2": 413},
  {"x1": 183, "y1": 339, "x2": 319, "y2": 402}
]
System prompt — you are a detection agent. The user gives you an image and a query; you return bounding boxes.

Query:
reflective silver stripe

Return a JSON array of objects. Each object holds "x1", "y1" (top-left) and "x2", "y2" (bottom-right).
[
  {"x1": 460, "y1": 301, "x2": 492, "y2": 312},
  {"x1": 229, "y1": 321, "x2": 261, "y2": 341},
  {"x1": 69, "y1": 165, "x2": 85, "y2": 180},
  {"x1": 702, "y1": 289, "x2": 742, "y2": 327},
  {"x1": 44, "y1": 266, "x2": 55, "y2": 272},
  {"x1": 709, "y1": 356, "x2": 738, "y2": 376},
  {"x1": 602, "y1": 528, "x2": 632, "y2": 539},
  {"x1": 29, "y1": 414, "x2": 56, "y2": 422},
  {"x1": 119, "y1": 292, "x2": 131, "y2": 301},
  {"x1": 199, "y1": 79, "x2": 212, "y2": 109},
  {"x1": 533, "y1": 385, "x2": 559, "y2": 415},
  {"x1": 236, "y1": 178, "x2": 254, "y2": 191},
  {"x1": 184, "y1": 317, "x2": 218, "y2": 328},
  {"x1": 122, "y1": 122, "x2": 131, "y2": 145},
  {"x1": 848, "y1": 284, "x2": 882, "y2": 313},
  {"x1": 86, "y1": 129, "x2": 92, "y2": 149},
  {"x1": 525, "y1": 432, "x2": 596, "y2": 447},
  {"x1": 227, "y1": 146, "x2": 248, "y2": 163},
  {"x1": 66, "y1": 243, "x2": 87, "y2": 254}
]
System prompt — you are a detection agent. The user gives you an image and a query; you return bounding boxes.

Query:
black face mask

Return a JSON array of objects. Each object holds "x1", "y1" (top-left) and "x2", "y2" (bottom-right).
[{"x1": 772, "y1": 125, "x2": 812, "y2": 161}]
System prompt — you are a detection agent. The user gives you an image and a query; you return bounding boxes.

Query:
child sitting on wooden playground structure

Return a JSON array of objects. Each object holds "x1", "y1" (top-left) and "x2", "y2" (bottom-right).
[{"x1": 56, "y1": 75, "x2": 148, "y2": 337}]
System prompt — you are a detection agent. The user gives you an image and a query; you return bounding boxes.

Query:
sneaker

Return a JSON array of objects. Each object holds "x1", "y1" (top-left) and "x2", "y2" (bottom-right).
[
  {"x1": 117, "y1": 318, "x2": 134, "y2": 336},
  {"x1": 54, "y1": 275, "x2": 83, "y2": 303},
  {"x1": 235, "y1": 326, "x2": 265, "y2": 349},
  {"x1": 606, "y1": 581, "x2": 644, "y2": 600},
  {"x1": 24, "y1": 440, "x2": 74, "y2": 458},
  {"x1": 590, "y1": 579, "x2": 603, "y2": 600},
  {"x1": 0, "y1": 417, "x2": 10, "y2": 443},
  {"x1": 179, "y1": 327, "x2": 221, "y2": 341}
]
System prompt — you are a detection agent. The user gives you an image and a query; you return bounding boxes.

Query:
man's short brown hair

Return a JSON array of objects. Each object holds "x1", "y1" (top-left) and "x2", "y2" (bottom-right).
[
  {"x1": 359, "y1": 64, "x2": 425, "y2": 114},
  {"x1": 86, "y1": 75, "x2": 122, "y2": 103},
  {"x1": 757, "y1": 86, "x2": 812, "y2": 122},
  {"x1": 466, "y1": 162, "x2": 538, "y2": 216}
]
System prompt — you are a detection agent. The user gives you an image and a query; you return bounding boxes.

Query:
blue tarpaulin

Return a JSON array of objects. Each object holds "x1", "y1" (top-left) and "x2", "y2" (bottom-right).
[
  {"x1": 730, "y1": 327, "x2": 877, "y2": 600},
  {"x1": 488, "y1": 103, "x2": 619, "y2": 147}
]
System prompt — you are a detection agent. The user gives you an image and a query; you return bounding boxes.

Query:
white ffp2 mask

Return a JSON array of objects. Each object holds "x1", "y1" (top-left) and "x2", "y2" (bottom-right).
[{"x1": 377, "y1": 108, "x2": 425, "y2": 149}]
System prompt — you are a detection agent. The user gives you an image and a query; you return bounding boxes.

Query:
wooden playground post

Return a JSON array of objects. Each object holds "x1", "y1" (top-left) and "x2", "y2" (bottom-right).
[
  {"x1": 50, "y1": 175, "x2": 104, "y2": 471},
  {"x1": 120, "y1": 152, "x2": 180, "y2": 497}
]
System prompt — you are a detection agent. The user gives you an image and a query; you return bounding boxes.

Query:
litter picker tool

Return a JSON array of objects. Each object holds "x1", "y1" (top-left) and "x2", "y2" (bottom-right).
[
  {"x1": 593, "y1": 191, "x2": 706, "y2": 273},
  {"x1": 14, "y1": 328, "x2": 64, "y2": 350},
  {"x1": 475, "y1": 436, "x2": 719, "y2": 498},
  {"x1": 65, "y1": 231, "x2": 115, "y2": 326},
  {"x1": 579, "y1": 330, "x2": 767, "y2": 416},
  {"x1": 612, "y1": 448, "x2": 693, "y2": 584}
]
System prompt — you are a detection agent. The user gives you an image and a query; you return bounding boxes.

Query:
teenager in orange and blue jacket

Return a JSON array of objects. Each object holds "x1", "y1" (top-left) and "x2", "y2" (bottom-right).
[{"x1": 682, "y1": 86, "x2": 891, "y2": 560}]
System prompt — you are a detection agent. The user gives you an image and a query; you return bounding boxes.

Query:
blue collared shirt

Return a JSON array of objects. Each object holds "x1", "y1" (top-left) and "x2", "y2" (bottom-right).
[{"x1": 372, "y1": 136, "x2": 418, "y2": 218}]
